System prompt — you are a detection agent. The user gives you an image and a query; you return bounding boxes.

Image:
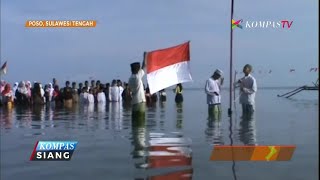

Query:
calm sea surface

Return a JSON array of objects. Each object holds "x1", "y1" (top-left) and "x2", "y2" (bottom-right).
[{"x1": 0, "y1": 89, "x2": 318, "y2": 180}]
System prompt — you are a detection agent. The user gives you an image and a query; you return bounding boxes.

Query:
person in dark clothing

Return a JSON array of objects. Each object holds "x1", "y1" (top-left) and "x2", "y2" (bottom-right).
[
  {"x1": 63, "y1": 81, "x2": 73, "y2": 105},
  {"x1": 104, "y1": 83, "x2": 110, "y2": 102},
  {"x1": 175, "y1": 83, "x2": 183, "y2": 103},
  {"x1": 78, "y1": 83, "x2": 83, "y2": 95},
  {"x1": 44, "y1": 84, "x2": 50, "y2": 103},
  {"x1": 90, "y1": 80, "x2": 95, "y2": 90},
  {"x1": 96, "y1": 80, "x2": 101, "y2": 90},
  {"x1": 122, "y1": 83, "x2": 132, "y2": 103},
  {"x1": 84, "y1": 81, "x2": 89, "y2": 92},
  {"x1": 151, "y1": 93, "x2": 158, "y2": 102},
  {"x1": 145, "y1": 86, "x2": 152, "y2": 104},
  {"x1": 53, "y1": 78, "x2": 58, "y2": 87},
  {"x1": 72, "y1": 82, "x2": 79, "y2": 104},
  {"x1": 32, "y1": 83, "x2": 44, "y2": 105},
  {"x1": 159, "y1": 89, "x2": 167, "y2": 102}
]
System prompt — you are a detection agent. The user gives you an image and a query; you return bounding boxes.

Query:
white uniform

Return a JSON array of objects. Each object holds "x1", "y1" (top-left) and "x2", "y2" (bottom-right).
[
  {"x1": 97, "y1": 92, "x2": 106, "y2": 104},
  {"x1": 128, "y1": 69, "x2": 146, "y2": 105},
  {"x1": 205, "y1": 78, "x2": 221, "y2": 105},
  {"x1": 109, "y1": 86, "x2": 120, "y2": 102},
  {"x1": 239, "y1": 74, "x2": 257, "y2": 112},
  {"x1": 87, "y1": 94, "x2": 95, "y2": 104}
]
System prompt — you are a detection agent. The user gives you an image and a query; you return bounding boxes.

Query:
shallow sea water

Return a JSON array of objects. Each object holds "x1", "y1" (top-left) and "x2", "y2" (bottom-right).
[{"x1": 0, "y1": 88, "x2": 318, "y2": 180}]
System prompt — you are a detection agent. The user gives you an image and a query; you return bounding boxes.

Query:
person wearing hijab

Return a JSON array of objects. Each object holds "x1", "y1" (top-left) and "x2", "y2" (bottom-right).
[
  {"x1": 32, "y1": 83, "x2": 44, "y2": 105},
  {"x1": 48, "y1": 83, "x2": 54, "y2": 102},
  {"x1": 26, "y1": 81, "x2": 32, "y2": 99},
  {"x1": 15, "y1": 81, "x2": 29, "y2": 105},
  {"x1": 1, "y1": 84, "x2": 14, "y2": 106}
]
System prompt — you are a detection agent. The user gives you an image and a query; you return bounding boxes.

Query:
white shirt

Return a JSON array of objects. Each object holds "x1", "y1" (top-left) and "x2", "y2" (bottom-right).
[
  {"x1": 205, "y1": 78, "x2": 221, "y2": 105},
  {"x1": 109, "y1": 86, "x2": 120, "y2": 102},
  {"x1": 87, "y1": 94, "x2": 95, "y2": 104},
  {"x1": 80, "y1": 92, "x2": 89, "y2": 103},
  {"x1": 118, "y1": 86, "x2": 124, "y2": 101},
  {"x1": 239, "y1": 74, "x2": 257, "y2": 105},
  {"x1": 97, "y1": 92, "x2": 106, "y2": 103},
  {"x1": 128, "y1": 69, "x2": 146, "y2": 105}
]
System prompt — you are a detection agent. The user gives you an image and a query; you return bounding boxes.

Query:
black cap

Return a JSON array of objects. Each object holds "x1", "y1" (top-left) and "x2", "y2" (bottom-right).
[{"x1": 131, "y1": 62, "x2": 140, "y2": 68}]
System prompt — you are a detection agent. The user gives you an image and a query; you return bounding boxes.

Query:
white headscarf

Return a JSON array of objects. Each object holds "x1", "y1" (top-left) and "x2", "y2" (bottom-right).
[
  {"x1": 39, "y1": 83, "x2": 45, "y2": 97},
  {"x1": 17, "y1": 81, "x2": 28, "y2": 95}
]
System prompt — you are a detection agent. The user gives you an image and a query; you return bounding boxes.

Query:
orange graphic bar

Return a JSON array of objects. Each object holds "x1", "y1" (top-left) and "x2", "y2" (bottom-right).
[
  {"x1": 210, "y1": 145, "x2": 296, "y2": 161},
  {"x1": 25, "y1": 20, "x2": 96, "y2": 28}
]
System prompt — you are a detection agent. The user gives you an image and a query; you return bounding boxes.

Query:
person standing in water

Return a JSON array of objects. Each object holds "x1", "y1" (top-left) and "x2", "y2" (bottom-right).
[
  {"x1": 72, "y1": 82, "x2": 79, "y2": 104},
  {"x1": 63, "y1": 81, "x2": 73, "y2": 106},
  {"x1": 1, "y1": 84, "x2": 14, "y2": 107},
  {"x1": 128, "y1": 60, "x2": 146, "y2": 120},
  {"x1": 236, "y1": 64, "x2": 257, "y2": 115},
  {"x1": 159, "y1": 89, "x2": 167, "y2": 102},
  {"x1": 205, "y1": 69, "x2": 223, "y2": 119},
  {"x1": 174, "y1": 83, "x2": 183, "y2": 103},
  {"x1": 109, "y1": 79, "x2": 120, "y2": 102}
]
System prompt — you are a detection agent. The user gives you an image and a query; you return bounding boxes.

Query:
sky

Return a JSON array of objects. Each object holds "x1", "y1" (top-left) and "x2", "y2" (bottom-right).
[{"x1": 0, "y1": 0, "x2": 318, "y2": 88}]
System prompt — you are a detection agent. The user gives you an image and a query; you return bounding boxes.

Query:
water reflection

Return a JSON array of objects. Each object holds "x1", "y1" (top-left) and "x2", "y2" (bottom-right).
[
  {"x1": 205, "y1": 119, "x2": 224, "y2": 145},
  {"x1": 0, "y1": 107, "x2": 14, "y2": 129},
  {"x1": 147, "y1": 105, "x2": 157, "y2": 130},
  {"x1": 238, "y1": 112, "x2": 257, "y2": 145},
  {"x1": 109, "y1": 102, "x2": 123, "y2": 131},
  {"x1": 159, "y1": 102, "x2": 166, "y2": 130},
  {"x1": 176, "y1": 103, "x2": 183, "y2": 129},
  {"x1": 131, "y1": 119, "x2": 193, "y2": 179}
]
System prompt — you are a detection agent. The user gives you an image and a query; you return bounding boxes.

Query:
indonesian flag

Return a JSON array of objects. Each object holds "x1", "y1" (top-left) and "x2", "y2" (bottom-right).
[
  {"x1": 0, "y1": 61, "x2": 7, "y2": 75},
  {"x1": 146, "y1": 42, "x2": 192, "y2": 94}
]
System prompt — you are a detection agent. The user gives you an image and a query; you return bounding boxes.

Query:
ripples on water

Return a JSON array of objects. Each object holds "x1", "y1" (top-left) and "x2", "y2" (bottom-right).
[
  {"x1": 1, "y1": 89, "x2": 318, "y2": 180},
  {"x1": 0, "y1": 102, "x2": 195, "y2": 179}
]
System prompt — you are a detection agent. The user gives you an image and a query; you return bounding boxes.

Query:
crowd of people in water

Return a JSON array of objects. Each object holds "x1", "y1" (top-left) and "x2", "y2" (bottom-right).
[
  {"x1": 0, "y1": 78, "x2": 184, "y2": 108},
  {"x1": 1, "y1": 61, "x2": 257, "y2": 121}
]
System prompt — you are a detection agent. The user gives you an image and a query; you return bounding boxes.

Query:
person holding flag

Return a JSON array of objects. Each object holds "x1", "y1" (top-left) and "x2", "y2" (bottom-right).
[{"x1": 128, "y1": 57, "x2": 146, "y2": 121}]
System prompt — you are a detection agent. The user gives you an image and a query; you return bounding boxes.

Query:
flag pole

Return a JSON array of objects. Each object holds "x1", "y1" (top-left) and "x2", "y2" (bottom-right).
[{"x1": 228, "y1": 0, "x2": 235, "y2": 116}]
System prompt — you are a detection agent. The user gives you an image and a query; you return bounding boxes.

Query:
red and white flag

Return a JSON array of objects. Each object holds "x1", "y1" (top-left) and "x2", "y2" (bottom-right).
[
  {"x1": 146, "y1": 42, "x2": 192, "y2": 94},
  {"x1": 0, "y1": 61, "x2": 7, "y2": 75}
]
